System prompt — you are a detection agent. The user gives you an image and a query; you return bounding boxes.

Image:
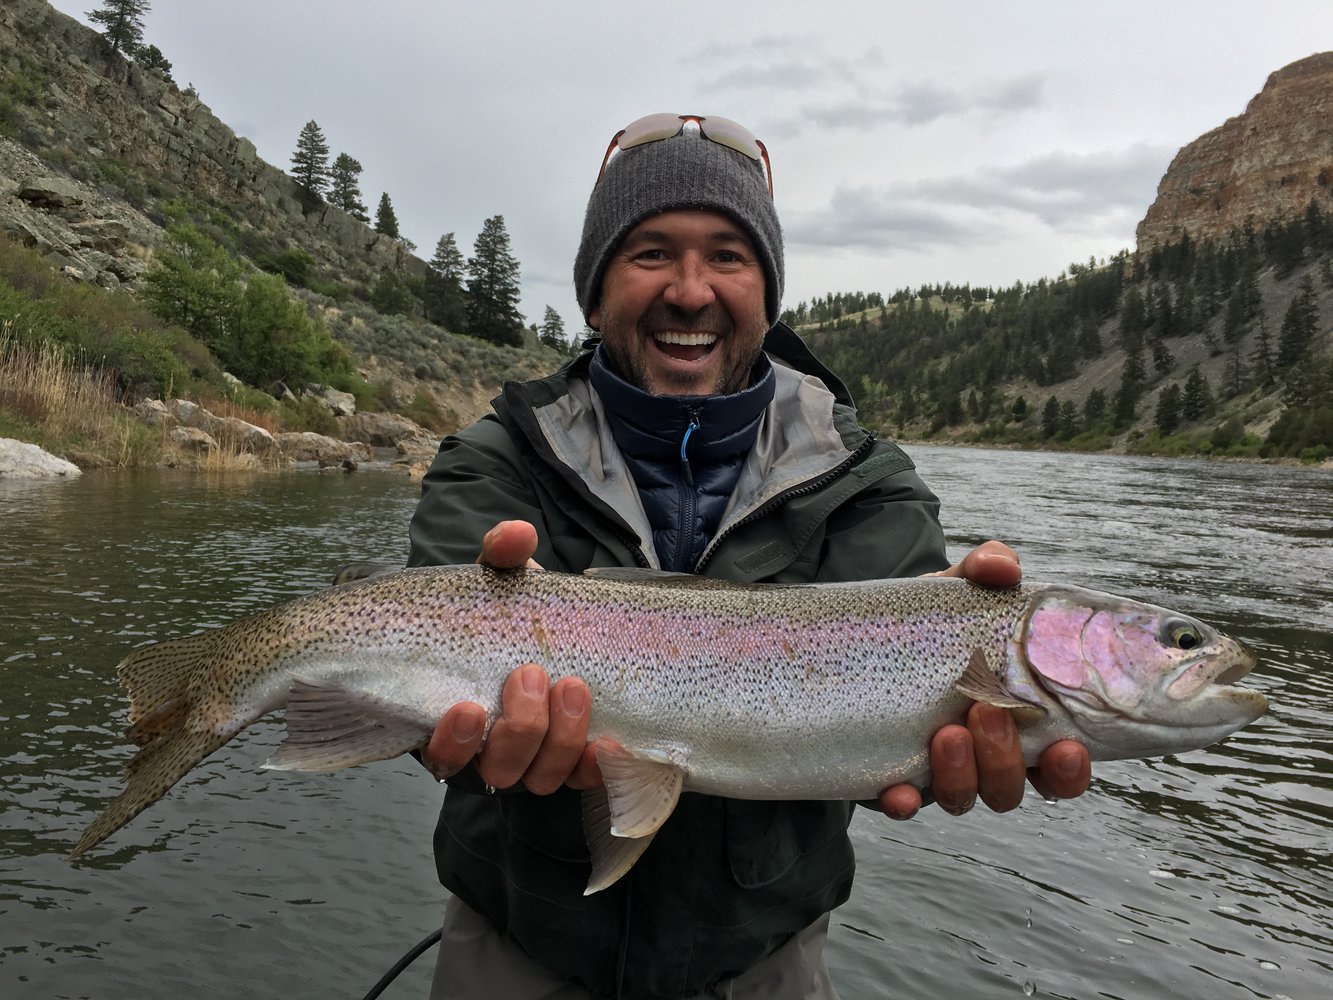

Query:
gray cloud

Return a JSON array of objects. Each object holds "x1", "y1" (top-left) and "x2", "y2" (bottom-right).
[{"x1": 784, "y1": 142, "x2": 1174, "y2": 253}]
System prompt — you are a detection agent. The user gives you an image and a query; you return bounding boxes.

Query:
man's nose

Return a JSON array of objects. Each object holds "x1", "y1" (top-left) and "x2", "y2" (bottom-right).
[{"x1": 661, "y1": 256, "x2": 716, "y2": 313}]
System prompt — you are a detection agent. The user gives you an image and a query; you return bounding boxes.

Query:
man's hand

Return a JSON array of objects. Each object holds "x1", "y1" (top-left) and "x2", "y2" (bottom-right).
[
  {"x1": 878, "y1": 540, "x2": 1092, "y2": 820},
  {"x1": 421, "y1": 521, "x2": 601, "y2": 793}
]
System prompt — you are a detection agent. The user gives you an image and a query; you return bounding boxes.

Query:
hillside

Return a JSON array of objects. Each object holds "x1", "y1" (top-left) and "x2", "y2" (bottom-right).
[
  {"x1": 0, "y1": 0, "x2": 566, "y2": 460},
  {"x1": 789, "y1": 54, "x2": 1333, "y2": 462}
]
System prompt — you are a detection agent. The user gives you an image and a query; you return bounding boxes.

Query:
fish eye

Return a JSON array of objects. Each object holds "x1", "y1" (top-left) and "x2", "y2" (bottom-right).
[{"x1": 1166, "y1": 620, "x2": 1202, "y2": 651}]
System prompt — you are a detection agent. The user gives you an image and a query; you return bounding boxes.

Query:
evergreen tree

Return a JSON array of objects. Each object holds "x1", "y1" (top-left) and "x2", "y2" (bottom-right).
[
  {"x1": 1113, "y1": 348, "x2": 1147, "y2": 427},
  {"x1": 328, "y1": 153, "x2": 368, "y2": 222},
  {"x1": 1183, "y1": 366, "x2": 1212, "y2": 420},
  {"x1": 467, "y1": 215, "x2": 524, "y2": 346},
  {"x1": 423, "y1": 233, "x2": 468, "y2": 330},
  {"x1": 1224, "y1": 344, "x2": 1247, "y2": 398},
  {"x1": 136, "y1": 43, "x2": 171, "y2": 80},
  {"x1": 290, "y1": 120, "x2": 331, "y2": 204},
  {"x1": 1150, "y1": 336, "x2": 1175, "y2": 376},
  {"x1": 1041, "y1": 396, "x2": 1060, "y2": 439},
  {"x1": 539, "y1": 306, "x2": 567, "y2": 351},
  {"x1": 1083, "y1": 388, "x2": 1107, "y2": 428},
  {"x1": 1058, "y1": 399, "x2": 1079, "y2": 438},
  {"x1": 1076, "y1": 316, "x2": 1102, "y2": 359},
  {"x1": 87, "y1": 0, "x2": 149, "y2": 56},
  {"x1": 1277, "y1": 278, "x2": 1318, "y2": 367},
  {"x1": 1250, "y1": 316, "x2": 1276, "y2": 388},
  {"x1": 374, "y1": 193, "x2": 400, "y2": 239},
  {"x1": 1010, "y1": 396, "x2": 1028, "y2": 421},
  {"x1": 1155, "y1": 383, "x2": 1182, "y2": 435}
]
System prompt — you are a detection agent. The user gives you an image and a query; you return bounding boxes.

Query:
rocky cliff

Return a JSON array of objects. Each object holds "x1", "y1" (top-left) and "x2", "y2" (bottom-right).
[
  {"x1": 0, "y1": 0, "x2": 422, "y2": 291},
  {"x1": 1137, "y1": 52, "x2": 1333, "y2": 251}
]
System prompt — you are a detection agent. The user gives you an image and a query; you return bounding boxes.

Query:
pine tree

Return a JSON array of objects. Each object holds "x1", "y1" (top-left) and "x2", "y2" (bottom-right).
[
  {"x1": 136, "y1": 43, "x2": 171, "y2": 80},
  {"x1": 1155, "y1": 383, "x2": 1182, "y2": 434},
  {"x1": 328, "y1": 153, "x2": 368, "y2": 222},
  {"x1": 1151, "y1": 336, "x2": 1175, "y2": 376},
  {"x1": 1277, "y1": 278, "x2": 1318, "y2": 368},
  {"x1": 1224, "y1": 344, "x2": 1247, "y2": 398},
  {"x1": 467, "y1": 215, "x2": 524, "y2": 346},
  {"x1": 374, "y1": 193, "x2": 400, "y2": 239},
  {"x1": 1083, "y1": 388, "x2": 1107, "y2": 428},
  {"x1": 1183, "y1": 366, "x2": 1212, "y2": 420},
  {"x1": 1041, "y1": 396, "x2": 1060, "y2": 439},
  {"x1": 87, "y1": 0, "x2": 149, "y2": 56},
  {"x1": 423, "y1": 233, "x2": 467, "y2": 330},
  {"x1": 1250, "y1": 316, "x2": 1276, "y2": 388},
  {"x1": 539, "y1": 306, "x2": 567, "y2": 351},
  {"x1": 290, "y1": 120, "x2": 331, "y2": 204}
]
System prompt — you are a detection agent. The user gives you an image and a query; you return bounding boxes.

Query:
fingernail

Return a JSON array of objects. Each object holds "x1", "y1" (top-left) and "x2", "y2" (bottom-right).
[
  {"x1": 1056, "y1": 753, "x2": 1082, "y2": 781},
  {"x1": 453, "y1": 713, "x2": 481, "y2": 743},
  {"x1": 943, "y1": 734, "x2": 969, "y2": 768},
  {"x1": 946, "y1": 798, "x2": 975, "y2": 816},
  {"x1": 522, "y1": 667, "x2": 547, "y2": 697},
  {"x1": 981, "y1": 707, "x2": 1011, "y2": 744},
  {"x1": 561, "y1": 684, "x2": 586, "y2": 718}
]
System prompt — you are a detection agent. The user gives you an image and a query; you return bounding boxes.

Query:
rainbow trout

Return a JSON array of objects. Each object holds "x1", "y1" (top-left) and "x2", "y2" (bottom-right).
[{"x1": 70, "y1": 565, "x2": 1267, "y2": 892}]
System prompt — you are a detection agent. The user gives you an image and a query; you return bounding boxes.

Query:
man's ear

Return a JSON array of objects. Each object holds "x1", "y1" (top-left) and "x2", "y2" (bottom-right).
[{"x1": 587, "y1": 305, "x2": 601, "y2": 331}]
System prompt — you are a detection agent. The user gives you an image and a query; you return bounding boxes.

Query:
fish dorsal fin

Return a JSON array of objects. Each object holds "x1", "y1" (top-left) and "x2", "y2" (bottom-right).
[
  {"x1": 596, "y1": 743, "x2": 686, "y2": 838},
  {"x1": 955, "y1": 648, "x2": 1048, "y2": 721},
  {"x1": 582, "y1": 567, "x2": 731, "y2": 588},
  {"x1": 581, "y1": 789, "x2": 657, "y2": 895},
  {"x1": 263, "y1": 677, "x2": 434, "y2": 771}
]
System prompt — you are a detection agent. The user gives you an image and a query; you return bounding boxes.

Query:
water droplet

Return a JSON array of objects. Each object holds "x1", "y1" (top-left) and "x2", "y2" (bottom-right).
[
  {"x1": 1116, "y1": 937, "x2": 1135, "y2": 945},
  {"x1": 1258, "y1": 960, "x2": 1280, "y2": 971},
  {"x1": 1216, "y1": 905, "x2": 1240, "y2": 915},
  {"x1": 1149, "y1": 869, "x2": 1175, "y2": 878},
  {"x1": 1023, "y1": 981, "x2": 1036, "y2": 997}
]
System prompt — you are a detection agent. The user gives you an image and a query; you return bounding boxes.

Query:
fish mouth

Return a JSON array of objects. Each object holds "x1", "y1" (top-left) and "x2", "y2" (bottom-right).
[{"x1": 1211, "y1": 639, "x2": 1257, "y2": 686}]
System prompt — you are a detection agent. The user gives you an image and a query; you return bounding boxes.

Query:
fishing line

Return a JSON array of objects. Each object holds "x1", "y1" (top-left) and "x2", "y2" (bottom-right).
[{"x1": 360, "y1": 927, "x2": 443, "y2": 1000}]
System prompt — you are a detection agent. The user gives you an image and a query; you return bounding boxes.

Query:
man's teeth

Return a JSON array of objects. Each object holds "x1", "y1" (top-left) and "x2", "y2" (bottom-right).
[{"x1": 654, "y1": 332, "x2": 717, "y2": 346}]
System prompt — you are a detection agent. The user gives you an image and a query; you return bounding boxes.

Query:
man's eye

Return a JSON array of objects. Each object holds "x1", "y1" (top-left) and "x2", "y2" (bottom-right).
[{"x1": 637, "y1": 249, "x2": 666, "y2": 261}]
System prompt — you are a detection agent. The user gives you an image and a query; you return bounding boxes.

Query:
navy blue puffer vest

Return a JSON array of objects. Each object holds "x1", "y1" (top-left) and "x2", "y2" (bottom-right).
[{"x1": 589, "y1": 347, "x2": 776, "y2": 571}]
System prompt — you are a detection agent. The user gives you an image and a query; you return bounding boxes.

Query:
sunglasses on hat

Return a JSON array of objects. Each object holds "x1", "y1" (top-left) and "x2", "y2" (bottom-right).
[{"x1": 596, "y1": 113, "x2": 773, "y2": 197}]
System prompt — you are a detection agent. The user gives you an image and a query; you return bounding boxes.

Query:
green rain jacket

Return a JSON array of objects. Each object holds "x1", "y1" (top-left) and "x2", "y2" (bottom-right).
[{"x1": 407, "y1": 323, "x2": 949, "y2": 1000}]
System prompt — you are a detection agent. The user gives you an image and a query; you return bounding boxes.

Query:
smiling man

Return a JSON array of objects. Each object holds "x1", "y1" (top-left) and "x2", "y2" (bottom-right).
[{"x1": 407, "y1": 114, "x2": 1091, "y2": 1000}]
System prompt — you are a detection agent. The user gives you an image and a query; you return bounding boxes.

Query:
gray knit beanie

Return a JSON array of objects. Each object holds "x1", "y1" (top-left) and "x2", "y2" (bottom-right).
[{"x1": 574, "y1": 127, "x2": 784, "y2": 327}]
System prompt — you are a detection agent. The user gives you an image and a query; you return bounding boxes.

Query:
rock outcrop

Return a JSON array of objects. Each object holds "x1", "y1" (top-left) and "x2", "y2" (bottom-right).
[
  {"x1": 0, "y1": 437, "x2": 81, "y2": 478},
  {"x1": 1137, "y1": 52, "x2": 1333, "y2": 252},
  {"x1": 0, "y1": 0, "x2": 426, "y2": 292}
]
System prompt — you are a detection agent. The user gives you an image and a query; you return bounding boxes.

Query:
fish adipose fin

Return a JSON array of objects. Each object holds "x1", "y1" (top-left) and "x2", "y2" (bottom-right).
[
  {"x1": 955, "y1": 648, "x2": 1048, "y2": 720},
  {"x1": 579, "y1": 744, "x2": 686, "y2": 894},
  {"x1": 263, "y1": 677, "x2": 434, "y2": 771}
]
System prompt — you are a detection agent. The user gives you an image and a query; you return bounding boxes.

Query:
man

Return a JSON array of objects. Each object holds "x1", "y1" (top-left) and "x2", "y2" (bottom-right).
[{"x1": 407, "y1": 113, "x2": 1091, "y2": 999}]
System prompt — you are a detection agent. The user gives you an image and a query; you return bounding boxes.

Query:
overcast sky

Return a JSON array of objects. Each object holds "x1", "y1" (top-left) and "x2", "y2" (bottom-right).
[{"x1": 51, "y1": 1, "x2": 1333, "y2": 333}]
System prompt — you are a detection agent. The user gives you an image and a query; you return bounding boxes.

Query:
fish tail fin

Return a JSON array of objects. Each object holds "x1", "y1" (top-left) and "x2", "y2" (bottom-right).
[{"x1": 70, "y1": 632, "x2": 244, "y2": 860}]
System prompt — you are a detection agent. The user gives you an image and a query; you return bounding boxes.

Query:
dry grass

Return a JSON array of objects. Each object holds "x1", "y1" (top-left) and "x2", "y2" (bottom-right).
[{"x1": 1, "y1": 323, "x2": 121, "y2": 439}]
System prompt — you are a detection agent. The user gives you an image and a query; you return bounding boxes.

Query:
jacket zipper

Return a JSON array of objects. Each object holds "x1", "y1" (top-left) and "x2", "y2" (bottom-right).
[
  {"x1": 670, "y1": 411, "x2": 701, "y2": 572},
  {"x1": 694, "y1": 431, "x2": 878, "y2": 573}
]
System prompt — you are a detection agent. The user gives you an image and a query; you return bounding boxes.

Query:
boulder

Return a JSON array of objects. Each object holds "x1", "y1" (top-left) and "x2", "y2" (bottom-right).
[
  {"x1": 166, "y1": 426, "x2": 216, "y2": 454},
  {"x1": 339, "y1": 411, "x2": 430, "y2": 447},
  {"x1": 275, "y1": 432, "x2": 372, "y2": 465},
  {"x1": 0, "y1": 438, "x2": 82, "y2": 478},
  {"x1": 302, "y1": 384, "x2": 357, "y2": 417},
  {"x1": 17, "y1": 175, "x2": 84, "y2": 209},
  {"x1": 133, "y1": 398, "x2": 174, "y2": 427}
]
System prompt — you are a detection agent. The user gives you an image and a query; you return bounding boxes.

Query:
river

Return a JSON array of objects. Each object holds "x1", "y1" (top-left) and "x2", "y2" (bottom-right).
[{"x1": 1, "y1": 447, "x2": 1329, "y2": 999}]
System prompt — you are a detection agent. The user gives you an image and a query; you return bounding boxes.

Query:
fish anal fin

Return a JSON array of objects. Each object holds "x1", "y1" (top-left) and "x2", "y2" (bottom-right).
[
  {"x1": 581, "y1": 788, "x2": 657, "y2": 895},
  {"x1": 263, "y1": 677, "x2": 434, "y2": 772},
  {"x1": 955, "y1": 648, "x2": 1048, "y2": 719},
  {"x1": 595, "y1": 743, "x2": 685, "y2": 839}
]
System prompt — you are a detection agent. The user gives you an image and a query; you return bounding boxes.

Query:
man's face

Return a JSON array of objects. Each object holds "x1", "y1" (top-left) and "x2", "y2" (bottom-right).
[{"x1": 589, "y1": 209, "x2": 768, "y2": 397}]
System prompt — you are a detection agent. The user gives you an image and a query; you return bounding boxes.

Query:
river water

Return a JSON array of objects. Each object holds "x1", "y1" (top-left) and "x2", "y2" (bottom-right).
[{"x1": 0, "y1": 447, "x2": 1329, "y2": 1000}]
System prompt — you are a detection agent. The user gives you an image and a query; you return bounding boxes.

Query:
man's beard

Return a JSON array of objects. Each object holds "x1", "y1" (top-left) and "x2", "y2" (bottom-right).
[{"x1": 599, "y1": 301, "x2": 766, "y2": 397}]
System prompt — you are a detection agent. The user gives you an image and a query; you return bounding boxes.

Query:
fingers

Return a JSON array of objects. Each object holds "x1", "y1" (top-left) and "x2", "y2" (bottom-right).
[
  {"x1": 927, "y1": 724, "x2": 978, "y2": 815},
  {"x1": 474, "y1": 664, "x2": 553, "y2": 790},
  {"x1": 521, "y1": 677, "x2": 591, "y2": 795},
  {"x1": 1029, "y1": 740, "x2": 1092, "y2": 800},
  {"x1": 933, "y1": 540, "x2": 1021, "y2": 588},
  {"x1": 424, "y1": 665, "x2": 595, "y2": 796},
  {"x1": 969, "y1": 702, "x2": 1027, "y2": 812},
  {"x1": 423, "y1": 701, "x2": 487, "y2": 780},
  {"x1": 878, "y1": 783, "x2": 923, "y2": 821},
  {"x1": 478, "y1": 520, "x2": 542, "y2": 569}
]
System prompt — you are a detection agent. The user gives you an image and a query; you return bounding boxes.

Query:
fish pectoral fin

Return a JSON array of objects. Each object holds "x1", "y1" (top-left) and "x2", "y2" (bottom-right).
[
  {"x1": 595, "y1": 743, "x2": 685, "y2": 839},
  {"x1": 955, "y1": 648, "x2": 1049, "y2": 718},
  {"x1": 263, "y1": 677, "x2": 434, "y2": 771},
  {"x1": 581, "y1": 788, "x2": 657, "y2": 895}
]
